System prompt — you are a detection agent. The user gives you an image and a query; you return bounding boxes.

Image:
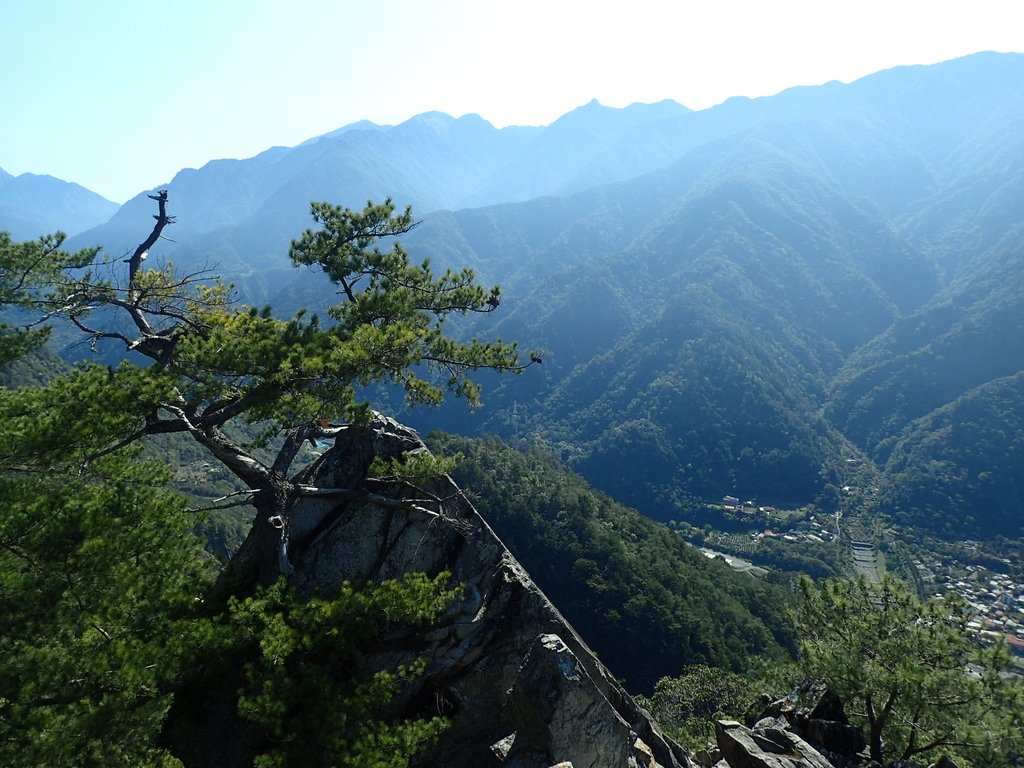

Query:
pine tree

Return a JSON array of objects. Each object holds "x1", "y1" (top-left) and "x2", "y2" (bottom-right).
[
  {"x1": 796, "y1": 574, "x2": 1024, "y2": 767},
  {"x1": 0, "y1": 195, "x2": 528, "y2": 765},
  {"x1": 8, "y1": 193, "x2": 531, "y2": 587}
]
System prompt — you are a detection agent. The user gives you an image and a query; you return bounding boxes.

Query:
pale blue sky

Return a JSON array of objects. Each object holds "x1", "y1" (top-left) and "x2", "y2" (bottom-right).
[{"x1": 2, "y1": 0, "x2": 1022, "y2": 202}]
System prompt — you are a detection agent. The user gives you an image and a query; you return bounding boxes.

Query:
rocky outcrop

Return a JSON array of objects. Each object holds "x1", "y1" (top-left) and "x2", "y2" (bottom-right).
[
  {"x1": 715, "y1": 720, "x2": 834, "y2": 768},
  {"x1": 747, "y1": 689, "x2": 865, "y2": 766},
  {"x1": 181, "y1": 414, "x2": 689, "y2": 768},
  {"x1": 708, "y1": 713, "x2": 966, "y2": 768},
  {"x1": 706, "y1": 689, "x2": 966, "y2": 768}
]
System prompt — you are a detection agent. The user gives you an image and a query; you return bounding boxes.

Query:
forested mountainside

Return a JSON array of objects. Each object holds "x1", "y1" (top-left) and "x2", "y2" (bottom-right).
[
  {"x1": 390, "y1": 53, "x2": 1024, "y2": 539},
  {"x1": 46, "y1": 51, "x2": 1024, "y2": 543},
  {"x1": 0, "y1": 167, "x2": 117, "y2": 239},
  {"x1": 427, "y1": 432, "x2": 795, "y2": 692},
  {"x1": 397, "y1": 129, "x2": 940, "y2": 513},
  {"x1": 826, "y1": 236, "x2": 1024, "y2": 538}
]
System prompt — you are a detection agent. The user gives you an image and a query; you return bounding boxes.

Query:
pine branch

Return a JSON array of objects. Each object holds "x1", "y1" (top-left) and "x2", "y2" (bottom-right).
[{"x1": 78, "y1": 416, "x2": 187, "y2": 475}]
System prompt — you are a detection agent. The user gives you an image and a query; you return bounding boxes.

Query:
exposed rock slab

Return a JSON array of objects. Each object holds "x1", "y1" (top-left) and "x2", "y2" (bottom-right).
[
  {"x1": 715, "y1": 720, "x2": 834, "y2": 768},
  {"x1": 206, "y1": 415, "x2": 688, "y2": 768}
]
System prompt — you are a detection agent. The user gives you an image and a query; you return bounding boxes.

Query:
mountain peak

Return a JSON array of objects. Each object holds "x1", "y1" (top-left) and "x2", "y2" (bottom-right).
[
  {"x1": 301, "y1": 119, "x2": 387, "y2": 146},
  {"x1": 555, "y1": 98, "x2": 689, "y2": 129},
  {"x1": 0, "y1": 171, "x2": 117, "y2": 238},
  {"x1": 405, "y1": 110, "x2": 457, "y2": 126}
]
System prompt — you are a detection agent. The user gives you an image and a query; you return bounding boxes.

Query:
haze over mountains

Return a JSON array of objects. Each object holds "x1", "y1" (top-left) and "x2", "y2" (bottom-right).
[
  {"x1": 0, "y1": 168, "x2": 117, "y2": 240},
  {"x1": 7, "y1": 50, "x2": 1024, "y2": 545}
]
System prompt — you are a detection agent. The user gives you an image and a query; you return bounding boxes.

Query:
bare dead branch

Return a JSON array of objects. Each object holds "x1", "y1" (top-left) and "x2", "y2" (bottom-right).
[
  {"x1": 185, "y1": 489, "x2": 259, "y2": 514},
  {"x1": 127, "y1": 190, "x2": 174, "y2": 293},
  {"x1": 66, "y1": 313, "x2": 133, "y2": 349},
  {"x1": 295, "y1": 485, "x2": 441, "y2": 519}
]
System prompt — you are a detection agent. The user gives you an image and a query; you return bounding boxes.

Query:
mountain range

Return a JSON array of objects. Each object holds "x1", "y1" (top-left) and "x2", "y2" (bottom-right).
[
  {"x1": 0, "y1": 168, "x2": 117, "y2": 240},
  {"x1": 7, "y1": 50, "x2": 1024, "y2": 545}
]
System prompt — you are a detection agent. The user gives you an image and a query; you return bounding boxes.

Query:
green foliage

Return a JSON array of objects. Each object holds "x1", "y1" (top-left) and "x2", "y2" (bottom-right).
[
  {"x1": 0, "y1": 195, "x2": 527, "y2": 595},
  {"x1": 0, "y1": 454, "x2": 214, "y2": 768},
  {"x1": 368, "y1": 449, "x2": 462, "y2": 482},
  {"x1": 636, "y1": 664, "x2": 754, "y2": 750},
  {"x1": 224, "y1": 573, "x2": 457, "y2": 768},
  {"x1": 0, "y1": 196, "x2": 523, "y2": 474},
  {"x1": 880, "y1": 372, "x2": 1024, "y2": 539},
  {"x1": 0, "y1": 362, "x2": 179, "y2": 469},
  {"x1": 0, "y1": 231, "x2": 96, "y2": 366},
  {"x1": 288, "y1": 199, "x2": 520, "y2": 409},
  {"x1": 427, "y1": 432, "x2": 795, "y2": 693},
  {"x1": 0, "y1": 447, "x2": 456, "y2": 768},
  {"x1": 0, "y1": 212, "x2": 495, "y2": 766},
  {"x1": 0, "y1": 246, "x2": 214, "y2": 765},
  {"x1": 0, "y1": 443, "x2": 455, "y2": 767},
  {"x1": 749, "y1": 537, "x2": 841, "y2": 580},
  {"x1": 795, "y1": 574, "x2": 1024, "y2": 766}
]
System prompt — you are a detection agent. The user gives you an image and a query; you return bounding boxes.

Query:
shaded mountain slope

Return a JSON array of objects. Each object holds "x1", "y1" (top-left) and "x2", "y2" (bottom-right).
[
  {"x1": 825, "y1": 229, "x2": 1024, "y2": 537},
  {"x1": 400, "y1": 126, "x2": 943, "y2": 516},
  {"x1": 828, "y1": 233, "x2": 1024, "y2": 455},
  {"x1": 880, "y1": 371, "x2": 1024, "y2": 539}
]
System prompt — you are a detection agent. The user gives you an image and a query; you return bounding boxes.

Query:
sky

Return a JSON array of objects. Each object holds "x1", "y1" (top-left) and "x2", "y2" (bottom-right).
[{"x1": 2, "y1": 0, "x2": 1023, "y2": 203}]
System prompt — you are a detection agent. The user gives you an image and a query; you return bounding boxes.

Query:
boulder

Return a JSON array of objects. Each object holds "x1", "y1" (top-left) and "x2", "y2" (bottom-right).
[
  {"x1": 715, "y1": 719, "x2": 834, "y2": 768},
  {"x1": 752, "y1": 688, "x2": 864, "y2": 760},
  {"x1": 694, "y1": 746, "x2": 724, "y2": 767},
  {"x1": 808, "y1": 689, "x2": 847, "y2": 723},
  {"x1": 500, "y1": 633, "x2": 662, "y2": 767},
  {"x1": 797, "y1": 717, "x2": 865, "y2": 758}
]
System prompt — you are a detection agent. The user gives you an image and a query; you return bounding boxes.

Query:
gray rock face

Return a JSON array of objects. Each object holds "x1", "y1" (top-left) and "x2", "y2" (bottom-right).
[
  {"x1": 715, "y1": 720, "x2": 834, "y2": 768},
  {"x1": 751, "y1": 690, "x2": 865, "y2": 765},
  {"x1": 272, "y1": 415, "x2": 688, "y2": 768}
]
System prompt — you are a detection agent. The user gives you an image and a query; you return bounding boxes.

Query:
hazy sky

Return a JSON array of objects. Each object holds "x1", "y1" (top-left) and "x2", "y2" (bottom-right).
[{"x1": 3, "y1": 0, "x2": 1022, "y2": 202}]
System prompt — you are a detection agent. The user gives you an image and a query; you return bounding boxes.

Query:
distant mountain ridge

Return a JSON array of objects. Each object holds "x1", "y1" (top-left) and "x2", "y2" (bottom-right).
[
  {"x1": 389, "y1": 52, "x2": 1024, "y2": 536},
  {"x1": 62, "y1": 100, "x2": 697, "y2": 280},
  {"x1": 24, "y1": 50, "x2": 1024, "y2": 543},
  {"x1": 394, "y1": 123, "x2": 948, "y2": 514},
  {"x1": 0, "y1": 168, "x2": 118, "y2": 239}
]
